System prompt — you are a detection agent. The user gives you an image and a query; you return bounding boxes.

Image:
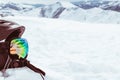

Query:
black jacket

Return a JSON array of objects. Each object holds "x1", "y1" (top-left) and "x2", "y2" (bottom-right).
[{"x1": 0, "y1": 19, "x2": 25, "y2": 70}]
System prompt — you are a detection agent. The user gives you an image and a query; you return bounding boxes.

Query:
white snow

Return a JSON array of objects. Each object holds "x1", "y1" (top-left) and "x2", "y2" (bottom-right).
[
  {"x1": 58, "y1": 1, "x2": 77, "y2": 8},
  {"x1": 60, "y1": 7, "x2": 120, "y2": 24},
  {"x1": 1, "y1": 1, "x2": 120, "y2": 24},
  {"x1": 1, "y1": 16, "x2": 120, "y2": 80}
]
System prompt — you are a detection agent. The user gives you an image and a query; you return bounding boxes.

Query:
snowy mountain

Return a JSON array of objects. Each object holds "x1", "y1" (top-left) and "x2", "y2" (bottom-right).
[
  {"x1": 1, "y1": 16, "x2": 120, "y2": 80},
  {"x1": 0, "y1": 1, "x2": 120, "y2": 24},
  {"x1": 39, "y1": 1, "x2": 76, "y2": 18},
  {"x1": 72, "y1": 1, "x2": 102, "y2": 9},
  {"x1": 0, "y1": 2, "x2": 43, "y2": 17},
  {"x1": 0, "y1": 1, "x2": 77, "y2": 18},
  {"x1": 72, "y1": 1, "x2": 120, "y2": 12},
  {"x1": 59, "y1": 7, "x2": 120, "y2": 24},
  {"x1": 39, "y1": 2, "x2": 65, "y2": 18},
  {"x1": 39, "y1": 1, "x2": 120, "y2": 24},
  {"x1": 100, "y1": 1, "x2": 120, "y2": 12}
]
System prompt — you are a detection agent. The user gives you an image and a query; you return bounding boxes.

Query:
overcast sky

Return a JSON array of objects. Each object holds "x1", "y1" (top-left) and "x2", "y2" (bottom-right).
[
  {"x1": 0, "y1": 0, "x2": 118, "y2": 4},
  {"x1": 0, "y1": 0, "x2": 83, "y2": 4}
]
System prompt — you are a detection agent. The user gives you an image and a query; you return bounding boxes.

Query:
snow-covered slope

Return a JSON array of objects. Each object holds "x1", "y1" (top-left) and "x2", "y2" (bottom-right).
[
  {"x1": 59, "y1": 7, "x2": 120, "y2": 24},
  {"x1": 72, "y1": 1, "x2": 120, "y2": 12},
  {"x1": 1, "y1": 1, "x2": 120, "y2": 24},
  {"x1": 0, "y1": 2, "x2": 42, "y2": 17},
  {"x1": 100, "y1": 1, "x2": 120, "y2": 12},
  {"x1": 39, "y1": 1, "x2": 76, "y2": 18},
  {"x1": 1, "y1": 16, "x2": 120, "y2": 80},
  {"x1": 39, "y1": 2, "x2": 65, "y2": 18}
]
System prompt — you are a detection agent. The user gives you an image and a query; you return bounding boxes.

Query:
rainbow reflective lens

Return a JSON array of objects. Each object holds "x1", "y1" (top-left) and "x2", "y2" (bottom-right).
[{"x1": 10, "y1": 38, "x2": 28, "y2": 59}]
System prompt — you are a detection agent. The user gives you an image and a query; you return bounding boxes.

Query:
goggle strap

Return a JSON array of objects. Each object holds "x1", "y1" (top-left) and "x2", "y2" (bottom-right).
[
  {"x1": 2, "y1": 55, "x2": 12, "y2": 77},
  {"x1": 3, "y1": 55, "x2": 12, "y2": 69}
]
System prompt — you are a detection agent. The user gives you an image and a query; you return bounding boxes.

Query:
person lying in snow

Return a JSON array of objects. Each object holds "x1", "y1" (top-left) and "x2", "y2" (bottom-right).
[{"x1": 0, "y1": 20, "x2": 45, "y2": 80}]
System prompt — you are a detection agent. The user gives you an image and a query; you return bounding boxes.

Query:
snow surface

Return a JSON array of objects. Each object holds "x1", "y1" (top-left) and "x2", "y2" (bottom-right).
[
  {"x1": 0, "y1": 16, "x2": 120, "y2": 80},
  {"x1": 59, "y1": 7, "x2": 120, "y2": 24}
]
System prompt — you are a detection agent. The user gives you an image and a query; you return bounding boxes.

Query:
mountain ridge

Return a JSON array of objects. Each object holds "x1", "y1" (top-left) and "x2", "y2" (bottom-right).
[{"x1": 0, "y1": 1, "x2": 120, "y2": 24}]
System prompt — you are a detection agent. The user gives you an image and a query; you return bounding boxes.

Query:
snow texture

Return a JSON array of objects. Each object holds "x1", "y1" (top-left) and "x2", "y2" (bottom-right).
[{"x1": 0, "y1": 16, "x2": 120, "y2": 80}]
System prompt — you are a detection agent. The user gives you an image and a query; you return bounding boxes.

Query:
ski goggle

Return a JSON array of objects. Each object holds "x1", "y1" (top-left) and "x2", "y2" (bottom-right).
[{"x1": 10, "y1": 38, "x2": 29, "y2": 59}]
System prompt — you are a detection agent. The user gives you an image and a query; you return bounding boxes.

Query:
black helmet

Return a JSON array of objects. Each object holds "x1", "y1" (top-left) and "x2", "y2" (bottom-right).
[{"x1": 0, "y1": 19, "x2": 25, "y2": 42}]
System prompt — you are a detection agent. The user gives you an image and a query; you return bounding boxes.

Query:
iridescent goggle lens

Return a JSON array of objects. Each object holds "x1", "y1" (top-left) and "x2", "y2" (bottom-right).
[{"x1": 10, "y1": 38, "x2": 29, "y2": 59}]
